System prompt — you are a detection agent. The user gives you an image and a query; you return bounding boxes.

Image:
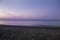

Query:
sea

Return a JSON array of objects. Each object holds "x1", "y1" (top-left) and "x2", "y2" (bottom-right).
[{"x1": 0, "y1": 21, "x2": 60, "y2": 26}]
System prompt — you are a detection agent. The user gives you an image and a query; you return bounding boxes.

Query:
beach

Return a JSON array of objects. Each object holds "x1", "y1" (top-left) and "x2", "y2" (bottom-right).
[{"x1": 0, "y1": 25, "x2": 60, "y2": 40}]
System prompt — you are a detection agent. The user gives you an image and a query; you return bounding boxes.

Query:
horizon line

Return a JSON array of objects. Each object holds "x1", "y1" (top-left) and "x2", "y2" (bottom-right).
[{"x1": 0, "y1": 19, "x2": 60, "y2": 21}]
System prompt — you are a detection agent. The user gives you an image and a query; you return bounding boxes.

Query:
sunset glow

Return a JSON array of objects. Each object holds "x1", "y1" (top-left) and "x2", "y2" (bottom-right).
[{"x1": 0, "y1": 0, "x2": 60, "y2": 19}]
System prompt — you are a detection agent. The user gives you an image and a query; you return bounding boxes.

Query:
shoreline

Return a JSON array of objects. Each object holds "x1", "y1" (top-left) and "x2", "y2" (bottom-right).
[
  {"x1": 0, "y1": 24, "x2": 60, "y2": 28},
  {"x1": 0, "y1": 24, "x2": 60, "y2": 32}
]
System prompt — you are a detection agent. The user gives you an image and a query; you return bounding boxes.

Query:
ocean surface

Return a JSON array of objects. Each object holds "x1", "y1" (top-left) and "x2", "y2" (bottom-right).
[{"x1": 0, "y1": 21, "x2": 60, "y2": 26}]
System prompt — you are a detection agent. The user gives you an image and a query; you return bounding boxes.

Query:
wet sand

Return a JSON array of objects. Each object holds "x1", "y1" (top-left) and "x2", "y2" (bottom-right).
[{"x1": 0, "y1": 25, "x2": 60, "y2": 32}]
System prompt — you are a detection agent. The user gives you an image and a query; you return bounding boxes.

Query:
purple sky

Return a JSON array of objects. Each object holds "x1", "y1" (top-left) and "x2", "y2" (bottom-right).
[{"x1": 0, "y1": 0, "x2": 60, "y2": 19}]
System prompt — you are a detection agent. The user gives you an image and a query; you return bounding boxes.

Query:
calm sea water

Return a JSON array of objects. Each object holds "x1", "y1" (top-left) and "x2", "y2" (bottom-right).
[{"x1": 0, "y1": 21, "x2": 60, "y2": 26}]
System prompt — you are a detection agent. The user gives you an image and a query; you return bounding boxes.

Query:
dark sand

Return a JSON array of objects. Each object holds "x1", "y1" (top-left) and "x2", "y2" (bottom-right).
[{"x1": 0, "y1": 25, "x2": 60, "y2": 40}]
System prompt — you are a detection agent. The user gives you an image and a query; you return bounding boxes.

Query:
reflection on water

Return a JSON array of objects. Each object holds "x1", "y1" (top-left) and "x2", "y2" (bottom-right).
[{"x1": 0, "y1": 21, "x2": 60, "y2": 26}]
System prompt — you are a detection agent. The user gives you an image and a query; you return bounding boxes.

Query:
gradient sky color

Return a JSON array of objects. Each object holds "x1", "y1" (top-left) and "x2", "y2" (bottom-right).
[{"x1": 0, "y1": 0, "x2": 60, "y2": 19}]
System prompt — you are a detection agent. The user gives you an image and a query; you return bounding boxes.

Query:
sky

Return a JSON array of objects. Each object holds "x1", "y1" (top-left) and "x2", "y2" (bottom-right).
[{"x1": 0, "y1": 0, "x2": 60, "y2": 19}]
